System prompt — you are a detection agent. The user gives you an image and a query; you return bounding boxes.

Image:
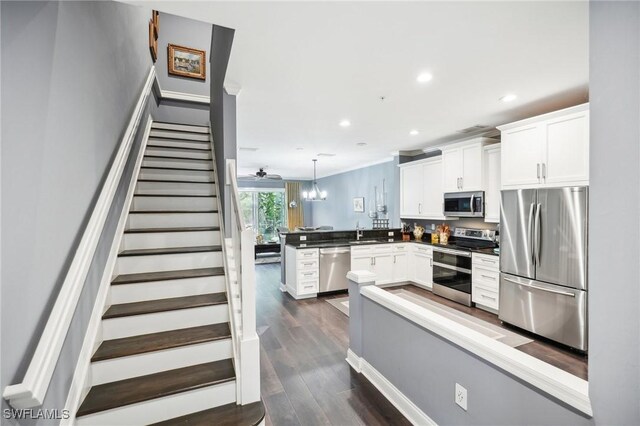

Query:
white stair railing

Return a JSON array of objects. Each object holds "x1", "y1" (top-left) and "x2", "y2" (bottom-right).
[{"x1": 208, "y1": 141, "x2": 260, "y2": 404}]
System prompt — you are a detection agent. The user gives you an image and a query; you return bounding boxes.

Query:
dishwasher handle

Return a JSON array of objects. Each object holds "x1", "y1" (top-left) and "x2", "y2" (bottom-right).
[{"x1": 320, "y1": 248, "x2": 351, "y2": 255}]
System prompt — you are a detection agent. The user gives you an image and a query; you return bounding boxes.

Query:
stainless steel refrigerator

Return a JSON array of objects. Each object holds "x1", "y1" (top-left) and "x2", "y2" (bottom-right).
[{"x1": 499, "y1": 187, "x2": 588, "y2": 351}]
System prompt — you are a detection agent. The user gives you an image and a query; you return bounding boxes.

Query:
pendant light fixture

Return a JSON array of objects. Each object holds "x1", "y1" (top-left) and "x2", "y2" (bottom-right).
[{"x1": 302, "y1": 159, "x2": 327, "y2": 201}]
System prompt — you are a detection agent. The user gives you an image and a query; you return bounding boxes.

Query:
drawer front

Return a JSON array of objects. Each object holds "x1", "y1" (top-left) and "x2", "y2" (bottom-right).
[
  {"x1": 472, "y1": 253, "x2": 499, "y2": 269},
  {"x1": 413, "y1": 244, "x2": 433, "y2": 255},
  {"x1": 297, "y1": 259, "x2": 319, "y2": 270},
  {"x1": 298, "y1": 269, "x2": 319, "y2": 280},
  {"x1": 351, "y1": 246, "x2": 373, "y2": 255},
  {"x1": 393, "y1": 244, "x2": 408, "y2": 252},
  {"x1": 472, "y1": 265, "x2": 500, "y2": 291},
  {"x1": 298, "y1": 279, "x2": 319, "y2": 295},
  {"x1": 373, "y1": 244, "x2": 393, "y2": 254},
  {"x1": 296, "y1": 248, "x2": 319, "y2": 260},
  {"x1": 473, "y1": 285, "x2": 499, "y2": 310}
]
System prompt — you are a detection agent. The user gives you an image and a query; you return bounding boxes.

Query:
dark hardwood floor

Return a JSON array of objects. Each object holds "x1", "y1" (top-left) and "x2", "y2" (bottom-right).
[
  {"x1": 393, "y1": 284, "x2": 588, "y2": 380},
  {"x1": 256, "y1": 264, "x2": 411, "y2": 426}
]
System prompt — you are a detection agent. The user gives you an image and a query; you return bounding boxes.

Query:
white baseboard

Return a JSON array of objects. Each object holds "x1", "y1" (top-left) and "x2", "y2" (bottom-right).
[
  {"x1": 345, "y1": 348, "x2": 362, "y2": 373},
  {"x1": 61, "y1": 116, "x2": 153, "y2": 425},
  {"x1": 348, "y1": 352, "x2": 437, "y2": 426}
]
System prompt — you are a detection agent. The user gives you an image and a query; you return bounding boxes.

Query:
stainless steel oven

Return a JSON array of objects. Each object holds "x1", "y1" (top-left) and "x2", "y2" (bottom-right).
[
  {"x1": 432, "y1": 246, "x2": 473, "y2": 306},
  {"x1": 444, "y1": 191, "x2": 484, "y2": 217}
]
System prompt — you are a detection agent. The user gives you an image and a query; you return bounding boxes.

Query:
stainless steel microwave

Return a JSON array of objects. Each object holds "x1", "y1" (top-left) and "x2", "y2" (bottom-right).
[{"x1": 443, "y1": 191, "x2": 484, "y2": 217}]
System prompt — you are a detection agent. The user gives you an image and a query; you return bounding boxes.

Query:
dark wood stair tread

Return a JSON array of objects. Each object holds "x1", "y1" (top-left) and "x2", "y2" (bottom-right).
[
  {"x1": 140, "y1": 166, "x2": 214, "y2": 172},
  {"x1": 111, "y1": 267, "x2": 225, "y2": 285},
  {"x1": 118, "y1": 245, "x2": 222, "y2": 257},
  {"x1": 137, "y1": 179, "x2": 215, "y2": 184},
  {"x1": 103, "y1": 293, "x2": 227, "y2": 319},
  {"x1": 92, "y1": 323, "x2": 231, "y2": 362},
  {"x1": 76, "y1": 360, "x2": 235, "y2": 417},
  {"x1": 133, "y1": 193, "x2": 216, "y2": 198},
  {"x1": 129, "y1": 209, "x2": 218, "y2": 214},
  {"x1": 151, "y1": 400, "x2": 266, "y2": 426},
  {"x1": 145, "y1": 155, "x2": 211, "y2": 162},
  {"x1": 125, "y1": 226, "x2": 220, "y2": 234},
  {"x1": 146, "y1": 144, "x2": 212, "y2": 152}
]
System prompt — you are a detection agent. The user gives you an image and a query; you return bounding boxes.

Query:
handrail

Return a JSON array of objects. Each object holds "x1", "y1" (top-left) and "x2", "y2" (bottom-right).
[{"x1": 208, "y1": 129, "x2": 260, "y2": 404}]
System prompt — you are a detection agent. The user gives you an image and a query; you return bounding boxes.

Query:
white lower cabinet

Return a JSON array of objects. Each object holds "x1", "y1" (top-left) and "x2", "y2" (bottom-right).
[
  {"x1": 409, "y1": 245, "x2": 433, "y2": 289},
  {"x1": 472, "y1": 253, "x2": 500, "y2": 311},
  {"x1": 350, "y1": 244, "x2": 400, "y2": 286},
  {"x1": 285, "y1": 247, "x2": 320, "y2": 299},
  {"x1": 392, "y1": 244, "x2": 409, "y2": 282}
]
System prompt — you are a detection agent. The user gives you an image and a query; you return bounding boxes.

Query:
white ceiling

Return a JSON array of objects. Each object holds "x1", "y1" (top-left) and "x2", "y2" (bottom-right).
[{"x1": 127, "y1": 1, "x2": 589, "y2": 180}]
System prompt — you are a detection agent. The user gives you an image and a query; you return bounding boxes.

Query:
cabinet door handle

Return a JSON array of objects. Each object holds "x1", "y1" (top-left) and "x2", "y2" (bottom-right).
[
  {"x1": 460, "y1": 177, "x2": 463, "y2": 190},
  {"x1": 370, "y1": 257, "x2": 374, "y2": 266},
  {"x1": 537, "y1": 163, "x2": 540, "y2": 181},
  {"x1": 542, "y1": 163, "x2": 546, "y2": 180},
  {"x1": 418, "y1": 203, "x2": 422, "y2": 214},
  {"x1": 481, "y1": 294, "x2": 497, "y2": 301},
  {"x1": 481, "y1": 274, "x2": 496, "y2": 280},
  {"x1": 393, "y1": 255, "x2": 396, "y2": 264}
]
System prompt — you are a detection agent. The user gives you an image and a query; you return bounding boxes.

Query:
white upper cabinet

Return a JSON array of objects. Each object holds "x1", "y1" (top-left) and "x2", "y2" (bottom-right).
[
  {"x1": 499, "y1": 104, "x2": 589, "y2": 189},
  {"x1": 483, "y1": 144, "x2": 501, "y2": 223},
  {"x1": 399, "y1": 157, "x2": 445, "y2": 220},
  {"x1": 441, "y1": 138, "x2": 495, "y2": 192},
  {"x1": 399, "y1": 163, "x2": 423, "y2": 217}
]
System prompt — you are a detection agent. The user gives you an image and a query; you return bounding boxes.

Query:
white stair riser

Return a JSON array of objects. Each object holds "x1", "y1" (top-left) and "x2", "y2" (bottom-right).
[
  {"x1": 151, "y1": 123, "x2": 209, "y2": 134},
  {"x1": 121, "y1": 230, "x2": 221, "y2": 251},
  {"x1": 102, "y1": 304, "x2": 229, "y2": 340},
  {"x1": 127, "y1": 212, "x2": 219, "y2": 229},
  {"x1": 135, "y1": 181, "x2": 216, "y2": 196},
  {"x1": 142, "y1": 157, "x2": 212, "y2": 170},
  {"x1": 139, "y1": 167, "x2": 214, "y2": 182},
  {"x1": 91, "y1": 339, "x2": 233, "y2": 385},
  {"x1": 109, "y1": 276, "x2": 226, "y2": 304},
  {"x1": 115, "y1": 251, "x2": 222, "y2": 275},
  {"x1": 147, "y1": 138, "x2": 210, "y2": 150},
  {"x1": 132, "y1": 196, "x2": 216, "y2": 211},
  {"x1": 75, "y1": 380, "x2": 236, "y2": 425},
  {"x1": 149, "y1": 130, "x2": 209, "y2": 141},
  {"x1": 145, "y1": 147, "x2": 211, "y2": 160}
]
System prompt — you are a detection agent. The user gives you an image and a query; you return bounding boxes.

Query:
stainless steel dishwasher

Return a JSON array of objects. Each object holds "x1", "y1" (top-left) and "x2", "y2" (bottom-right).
[{"x1": 319, "y1": 247, "x2": 351, "y2": 293}]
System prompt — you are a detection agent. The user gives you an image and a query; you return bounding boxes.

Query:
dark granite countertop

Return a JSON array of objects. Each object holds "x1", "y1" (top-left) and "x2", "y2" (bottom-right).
[{"x1": 286, "y1": 238, "x2": 499, "y2": 256}]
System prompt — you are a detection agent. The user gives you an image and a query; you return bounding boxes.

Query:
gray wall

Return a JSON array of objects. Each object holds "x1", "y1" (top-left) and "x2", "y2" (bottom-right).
[
  {"x1": 352, "y1": 3, "x2": 640, "y2": 425},
  {"x1": 310, "y1": 158, "x2": 400, "y2": 230},
  {"x1": 588, "y1": 2, "x2": 640, "y2": 424},
  {"x1": 156, "y1": 12, "x2": 211, "y2": 97},
  {"x1": 1, "y1": 1, "x2": 154, "y2": 422}
]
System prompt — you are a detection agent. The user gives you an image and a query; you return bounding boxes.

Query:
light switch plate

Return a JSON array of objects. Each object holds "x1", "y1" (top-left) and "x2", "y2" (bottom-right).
[
  {"x1": 388, "y1": 231, "x2": 394, "y2": 236},
  {"x1": 300, "y1": 236, "x2": 307, "y2": 241}
]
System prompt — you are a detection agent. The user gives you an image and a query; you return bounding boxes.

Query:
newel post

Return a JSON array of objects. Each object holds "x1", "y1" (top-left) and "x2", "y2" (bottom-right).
[{"x1": 346, "y1": 270, "x2": 376, "y2": 373}]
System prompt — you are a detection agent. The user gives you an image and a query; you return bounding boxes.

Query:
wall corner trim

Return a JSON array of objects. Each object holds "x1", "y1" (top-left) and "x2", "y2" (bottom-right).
[
  {"x1": 347, "y1": 270, "x2": 377, "y2": 284},
  {"x1": 361, "y1": 285, "x2": 593, "y2": 417},
  {"x1": 2, "y1": 66, "x2": 157, "y2": 410},
  {"x1": 346, "y1": 349, "x2": 362, "y2": 373}
]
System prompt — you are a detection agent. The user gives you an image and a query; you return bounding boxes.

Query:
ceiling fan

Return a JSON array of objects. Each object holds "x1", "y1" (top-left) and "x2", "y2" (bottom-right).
[{"x1": 241, "y1": 167, "x2": 282, "y2": 181}]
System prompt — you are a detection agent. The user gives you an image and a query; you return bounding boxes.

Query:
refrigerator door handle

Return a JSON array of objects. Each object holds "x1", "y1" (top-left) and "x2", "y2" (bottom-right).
[
  {"x1": 504, "y1": 276, "x2": 577, "y2": 298},
  {"x1": 534, "y1": 203, "x2": 542, "y2": 266},
  {"x1": 528, "y1": 203, "x2": 535, "y2": 264}
]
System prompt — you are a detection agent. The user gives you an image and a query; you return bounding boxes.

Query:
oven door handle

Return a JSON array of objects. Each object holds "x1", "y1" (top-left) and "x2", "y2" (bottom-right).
[
  {"x1": 433, "y1": 261, "x2": 471, "y2": 274},
  {"x1": 433, "y1": 247, "x2": 472, "y2": 257}
]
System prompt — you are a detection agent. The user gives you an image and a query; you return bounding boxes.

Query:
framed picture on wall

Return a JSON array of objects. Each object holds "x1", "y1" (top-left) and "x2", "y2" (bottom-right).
[
  {"x1": 168, "y1": 44, "x2": 206, "y2": 80},
  {"x1": 353, "y1": 197, "x2": 365, "y2": 213}
]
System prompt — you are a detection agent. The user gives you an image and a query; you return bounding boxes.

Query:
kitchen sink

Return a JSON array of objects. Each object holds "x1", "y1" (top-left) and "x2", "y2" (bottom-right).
[{"x1": 349, "y1": 239, "x2": 380, "y2": 245}]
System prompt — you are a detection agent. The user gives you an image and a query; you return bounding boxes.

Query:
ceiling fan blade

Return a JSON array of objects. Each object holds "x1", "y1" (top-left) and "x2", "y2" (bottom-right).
[{"x1": 266, "y1": 174, "x2": 282, "y2": 180}]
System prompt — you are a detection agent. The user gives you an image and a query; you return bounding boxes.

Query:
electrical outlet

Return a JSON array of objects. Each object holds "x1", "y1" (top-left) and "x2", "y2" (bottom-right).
[
  {"x1": 388, "y1": 231, "x2": 394, "y2": 237},
  {"x1": 300, "y1": 236, "x2": 307, "y2": 241},
  {"x1": 455, "y1": 383, "x2": 467, "y2": 411}
]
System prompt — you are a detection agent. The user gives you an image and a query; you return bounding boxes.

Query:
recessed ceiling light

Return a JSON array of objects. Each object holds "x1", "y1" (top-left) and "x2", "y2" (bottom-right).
[
  {"x1": 317, "y1": 153, "x2": 336, "y2": 157},
  {"x1": 356, "y1": 142, "x2": 367, "y2": 146},
  {"x1": 500, "y1": 94, "x2": 517, "y2": 102},
  {"x1": 410, "y1": 130, "x2": 419, "y2": 136},
  {"x1": 416, "y1": 72, "x2": 433, "y2": 83},
  {"x1": 296, "y1": 147, "x2": 304, "y2": 150},
  {"x1": 239, "y1": 147, "x2": 259, "y2": 152},
  {"x1": 339, "y1": 119, "x2": 351, "y2": 127}
]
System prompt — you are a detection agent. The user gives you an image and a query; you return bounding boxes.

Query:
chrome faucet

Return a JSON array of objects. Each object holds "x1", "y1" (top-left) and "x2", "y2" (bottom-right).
[{"x1": 356, "y1": 221, "x2": 364, "y2": 241}]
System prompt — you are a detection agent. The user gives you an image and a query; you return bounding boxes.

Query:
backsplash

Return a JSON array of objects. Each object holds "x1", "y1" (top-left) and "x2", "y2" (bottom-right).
[{"x1": 402, "y1": 217, "x2": 499, "y2": 236}]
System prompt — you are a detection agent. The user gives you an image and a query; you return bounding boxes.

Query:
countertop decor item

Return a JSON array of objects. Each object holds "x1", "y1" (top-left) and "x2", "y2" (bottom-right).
[
  {"x1": 436, "y1": 223, "x2": 450, "y2": 245},
  {"x1": 401, "y1": 222, "x2": 411, "y2": 241},
  {"x1": 168, "y1": 43, "x2": 206, "y2": 80},
  {"x1": 413, "y1": 224, "x2": 425, "y2": 241}
]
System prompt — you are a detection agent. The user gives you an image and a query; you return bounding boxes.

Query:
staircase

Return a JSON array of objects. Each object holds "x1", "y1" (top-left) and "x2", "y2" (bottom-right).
[{"x1": 75, "y1": 122, "x2": 264, "y2": 425}]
